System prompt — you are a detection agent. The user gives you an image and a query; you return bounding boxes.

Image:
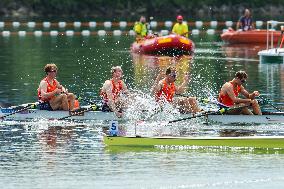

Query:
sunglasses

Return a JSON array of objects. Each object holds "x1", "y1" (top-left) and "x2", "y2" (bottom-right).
[
  {"x1": 169, "y1": 73, "x2": 177, "y2": 78},
  {"x1": 49, "y1": 70, "x2": 57, "y2": 73},
  {"x1": 240, "y1": 79, "x2": 246, "y2": 84}
]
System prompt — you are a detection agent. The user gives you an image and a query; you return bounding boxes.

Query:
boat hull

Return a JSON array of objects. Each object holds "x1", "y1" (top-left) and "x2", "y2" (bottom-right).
[
  {"x1": 104, "y1": 136, "x2": 284, "y2": 149},
  {"x1": 221, "y1": 30, "x2": 281, "y2": 44},
  {"x1": 131, "y1": 34, "x2": 194, "y2": 56}
]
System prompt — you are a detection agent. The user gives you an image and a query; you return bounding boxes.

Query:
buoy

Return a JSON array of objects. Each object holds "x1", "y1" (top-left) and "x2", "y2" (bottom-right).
[
  {"x1": 222, "y1": 29, "x2": 228, "y2": 33},
  {"x1": 66, "y1": 30, "x2": 74, "y2": 36},
  {"x1": 89, "y1": 21, "x2": 96, "y2": 28},
  {"x1": 195, "y1": 21, "x2": 203, "y2": 28},
  {"x1": 160, "y1": 30, "x2": 169, "y2": 36},
  {"x1": 27, "y1": 21, "x2": 36, "y2": 28},
  {"x1": 164, "y1": 21, "x2": 173, "y2": 28},
  {"x1": 104, "y1": 21, "x2": 112, "y2": 28},
  {"x1": 73, "y1": 21, "x2": 81, "y2": 28},
  {"x1": 113, "y1": 30, "x2": 122, "y2": 36},
  {"x1": 34, "y1": 31, "x2": 43, "y2": 37},
  {"x1": 191, "y1": 29, "x2": 200, "y2": 35},
  {"x1": 206, "y1": 29, "x2": 215, "y2": 35},
  {"x1": 150, "y1": 21, "x2": 157, "y2": 28},
  {"x1": 0, "y1": 22, "x2": 4, "y2": 28},
  {"x1": 98, "y1": 30, "x2": 106, "y2": 36},
  {"x1": 81, "y1": 30, "x2": 90, "y2": 36},
  {"x1": 2, "y1": 31, "x2": 10, "y2": 37},
  {"x1": 225, "y1": 21, "x2": 233, "y2": 27},
  {"x1": 50, "y1": 30, "x2": 58, "y2": 36},
  {"x1": 271, "y1": 21, "x2": 278, "y2": 28},
  {"x1": 18, "y1": 31, "x2": 26, "y2": 37},
  {"x1": 255, "y1": 21, "x2": 263, "y2": 28},
  {"x1": 119, "y1": 21, "x2": 127, "y2": 28},
  {"x1": 210, "y1": 21, "x2": 218, "y2": 28},
  {"x1": 43, "y1": 21, "x2": 51, "y2": 28},
  {"x1": 12, "y1": 22, "x2": 20, "y2": 28},
  {"x1": 58, "y1": 22, "x2": 66, "y2": 28},
  {"x1": 128, "y1": 30, "x2": 135, "y2": 36}
]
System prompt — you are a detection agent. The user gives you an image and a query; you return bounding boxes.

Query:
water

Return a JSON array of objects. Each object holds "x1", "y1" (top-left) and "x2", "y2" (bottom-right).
[{"x1": 1, "y1": 34, "x2": 284, "y2": 188}]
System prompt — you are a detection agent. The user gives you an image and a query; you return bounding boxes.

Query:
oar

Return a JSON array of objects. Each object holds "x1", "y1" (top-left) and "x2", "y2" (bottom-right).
[
  {"x1": 258, "y1": 96, "x2": 282, "y2": 112},
  {"x1": 168, "y1": 104, "x2": 249, "y2": 123},
  {"x1": 0, "y1": 102, "x2": 39, "y2": 120},
  {"x1": 58, "y1": 104, "x2": 98, "y2": 120}
]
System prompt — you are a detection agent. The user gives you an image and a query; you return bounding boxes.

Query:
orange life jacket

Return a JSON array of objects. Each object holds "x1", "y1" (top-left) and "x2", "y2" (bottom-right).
[
  {"x1": 38, "y1": 77, "x2": 57, "y2": 101},
  {"x1": 155, "y1": 79, "x2": 176, "y2": 102},
  {"x1": 218, "y1": 82, "x2": 241, "y2": 107},
  {"x1": 100, "y1": 79, "x2": 123, "y2": 102}
]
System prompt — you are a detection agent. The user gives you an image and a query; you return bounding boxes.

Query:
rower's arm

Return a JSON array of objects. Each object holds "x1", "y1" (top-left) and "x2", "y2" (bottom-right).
[
  {"x1": 226, "y1": 84, "x2": 251, "y2": 104},
  {"x1": 55, "y1": 80, "x2": 67, "y2": 93},
  {"x1": 151, "y1": 73, "x2": 164, "y2": 95},
  {"x1": 39, "y1": 81, "x2": 60, "y2": 99},
  {"x1": 104, "y1": 81, "x2": 118, "y2": 112},
  {"x1": 241, "y1": 86, "x2": 259, "y2": 99}
]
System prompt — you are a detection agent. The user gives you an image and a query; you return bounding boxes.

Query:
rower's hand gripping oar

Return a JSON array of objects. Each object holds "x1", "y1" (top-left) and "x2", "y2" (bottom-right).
[
  {"x1": 58, "y1": 104, "x2": 97, "y2": 120},
  {"x1": 0, "y1": 102, "x2": 39, "y2": 120},
  {"x1": 168, "y1": 104, "x2": 250, "y2": 123}
]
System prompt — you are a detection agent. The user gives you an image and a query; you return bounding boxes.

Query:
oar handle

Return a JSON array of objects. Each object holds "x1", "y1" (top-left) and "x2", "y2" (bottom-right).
[{"x1": 0, "y1": 102, "x2": 39, "y2": 120}]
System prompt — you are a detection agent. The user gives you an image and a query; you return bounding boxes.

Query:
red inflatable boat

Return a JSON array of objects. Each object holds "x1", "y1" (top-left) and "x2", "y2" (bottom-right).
[
  {"x1": 131, "y1": 34, "x2": 195, "y2": 56},
  {"x1": 221, "y1": 29, "x2": 281, "y2": 44}
]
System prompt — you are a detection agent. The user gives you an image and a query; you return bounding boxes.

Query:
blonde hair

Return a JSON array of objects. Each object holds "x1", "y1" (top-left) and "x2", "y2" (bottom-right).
[
  {"x1": 44, "y1": 63, "x2": 58, "y2": 73},
  {"x1": 111, "y1": 66, "x2": 122, "y2": 75}
]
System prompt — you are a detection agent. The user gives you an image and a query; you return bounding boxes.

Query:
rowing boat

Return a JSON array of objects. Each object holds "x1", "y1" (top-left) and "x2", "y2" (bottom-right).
[
  {"x1": 104, "y1": 136, "x2": 284, "y2": 149},
  {"x1": 1, "y1": 106, "x2": 284, "y2": 124}
]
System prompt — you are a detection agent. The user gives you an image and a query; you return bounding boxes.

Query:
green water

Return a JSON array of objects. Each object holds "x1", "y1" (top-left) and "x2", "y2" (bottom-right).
[{"x1": 1, "y1": 34, "x2": 284, "y2": 189}]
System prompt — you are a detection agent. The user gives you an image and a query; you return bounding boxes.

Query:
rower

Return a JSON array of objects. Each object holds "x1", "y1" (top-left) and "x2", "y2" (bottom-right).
[
  {"x1": 38, "y1": 64, "x2": 77, "y2": 111},
  {"x1": 151, "y1": 66, "x2": 201, "y2": 113},
  {"x1": 100, "y1": 66, "x2": 129, "y2": 118},
  {"x1": 218, "y1": 70, "x2": 262, "y2": 115}
]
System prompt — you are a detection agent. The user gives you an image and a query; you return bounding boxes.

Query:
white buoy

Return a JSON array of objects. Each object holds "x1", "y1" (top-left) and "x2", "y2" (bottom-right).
[
  {"x1": 206, "y1": 29, "x2": 215, "y2": 35},
  {"x1": 73, "y1": 21, "x2": 81, "y2": 28},
  {"x1": 43, "y1": 21, "x2": 51, "y2": 28},
  {"x1": 119, "y1": 21, "x2": 127, "y2": 28},
  {"x1": 66, "y1": 30, "x2": 74, "y2": 36},
  {"x1": 27, "y1": 21, "x2": 36, "y2": 28},
  {"x1": 2, "y1": 31, "x2": 10, "y2": 37},
  {"x1": 225, "y1": 21, "x2": 233, "y2": 27},
  {"x1": 34, "y1": 30, "x2": 43, "y2": 37},
  {"x1": 104, "y1": 21, "x2": 112, "y2": 28},
  {"x1": 210, "y1": 21, "x2": 218, "y2": 28},
  {"x1": 81, "y1": 30, "x2": 90, "y2": 36},
  {"x1": 160, "y1": 30, "x2": 169, "y2": 36},
  {"x1": 150, "y1": 21, "x2": 158, "y2": 28},
  {"x1": 164, "y1": 21, "x2": 173, "y2": 28},
  {"x1": 89, "y1": 21, "x2": 96, "y2": 28},
  {"x1": 191, "y1": 29, "x2": 200, "y2": 35},
  {"x1": 195, "y1": 21, "x2": 203, "y2": 28},
  {"x1": 0, "y1": 22, "x2": 5, "y2": 28},
  {"x1": 18, "y1": 31, "x2": 26, "y2": 37},
  {"x1": 58, "y1": 21, "x2": 66, "y2": 28},
  {"x1": 12, "y1": 22, "x2": 20, "y2": 28},
  {"x1": 271, "y1": 21, "x2": 278, "y2": 28},
  {"x1": 222, "y1": 29, "x2": 228, "y2": 33},
  {"x1": 113, "y1": 30, "x2": 122, "y2": 36},
  {"x1": 255, "y1": 21, "x2": 263, "y2": 28},
  {"x1": 98, "y1": 30, "x2": 106, "y2": 36},
  {"x1": 128, "y1": 30, "x2": 135, "y2": 36},
  {"x1": 50, "y1": 30, "x2": 58, "y2": 36}
]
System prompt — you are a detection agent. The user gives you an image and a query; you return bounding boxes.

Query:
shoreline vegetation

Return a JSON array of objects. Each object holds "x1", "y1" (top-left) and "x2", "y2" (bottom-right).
[{"x1": 0, "y1": 0, "x2": 283, "y2": 21}]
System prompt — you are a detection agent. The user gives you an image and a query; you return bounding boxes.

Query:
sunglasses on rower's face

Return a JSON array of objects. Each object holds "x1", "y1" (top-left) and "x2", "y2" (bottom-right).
[
  {"x1": 169, "y1": 73, "x2": 177, "y2": 78},
  {"x1": 49, "y1": 70, "x2": 57, "y2": 73},
  {"x1": 240, "y1": 79, "x2": 246, "y2": 84}
]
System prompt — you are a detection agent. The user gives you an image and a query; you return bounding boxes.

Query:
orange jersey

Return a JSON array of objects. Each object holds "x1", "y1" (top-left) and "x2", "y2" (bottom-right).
[
  {"x1": 101, "y1": 79, "x2": 123, "y2": 102},
  {"x1": 155, "y1": 79, "x2": 176, "y2": 102},
  {"x1": 218, "y1": 82, "x2": 241, "y2": 107},
  {"x1": 38, "y1": 77, "x2": 57, "y2": 101}
]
